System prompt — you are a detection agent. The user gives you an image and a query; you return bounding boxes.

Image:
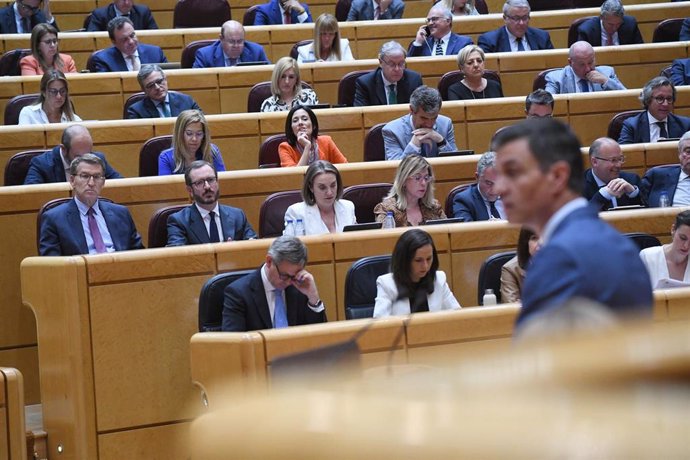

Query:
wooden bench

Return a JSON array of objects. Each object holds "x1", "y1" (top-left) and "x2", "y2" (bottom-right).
[{"x1": 0, "y1": 367, "x2": 27, "y2": 460}]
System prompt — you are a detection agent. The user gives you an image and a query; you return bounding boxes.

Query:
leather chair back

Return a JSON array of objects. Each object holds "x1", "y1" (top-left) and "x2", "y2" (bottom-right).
[
  {"x1": 123, "y1": 92, "x2": 145, "y2": 119},
  {"x1": 653, "y1": 18, "x2": 684, "y2": 43},
  {"x1": 243, "y1": 5, "x2": 260, "y2": 25},
  {"x1": 477, "y1": 251, "x2": 516, "y2": 305},
  {"x1": 363, "y1": 123, "x2": 386, "y2": 162},
  {"x1": 342, "y1": 183, "x2": 392, "y2": 223},
  {"x1": 4, "y1": 149, "x2": 44, "y2": 186},
  {"x1": 82, "y1": 13, "x2": 92, "y2": 30},
  {"x1": 437, "y1": 69, "x2": 501, "y2": 100},
  {"x1": 139, "y1": 135, "x2": 173, "y2": 176},
  {"x1": 180, "y1": 39, "x2": 216, "y2": 68},
  {"x1": 290, "y1": 39, "x2": 313, "y2": 60},
  {"x1": 86, "y1": 50, "x2": 101, "y2": 73},
  {"x1": 198, "y1": 270, "x2": 254, "y2": 332},
  {"x1": 607, "y1": 110, "x2": 643, "y2": 141},
  {"x1": 173, "y1": 0, "x2": 231, "y2": 28},
  {"x1": 147, "y1": 204, "x2": 188, "y2": 248},
  {"x1": 259, "y1": 134, "x2": 287, "y2": 168},
  {"x1": 444, "y1": 183, "x2": 472, "y2": 218},
  {"x1": 344, "y1": 254, "x2": 391, "y2": 319},
  {"x1": 337, "y1": 70, "x2": 370, "y2": 107},
  {"x1": 0, "y1": 49, "x2": 31, "y2": 77},
  {"x1": 258, "y1": 190, "x2": 302, "y2": 238},
  {"x1": 4, "y1": 94, "x2": 39, "y2": 125},
  {"x1": 335, "y1": 0, "x2": 352, "y2": 21},
  {"x1": 532, "y1": 68, "x2": 561, "y2": 91},
  {"x1": 475, "y1": 0, "x2": 489, "y2": 14},
  {"x1": 567, "y1": 16, "x2": 596, "y2": 47},
  {"x1": 625, "y1": 232, "x2": 661, "y2": 251}
]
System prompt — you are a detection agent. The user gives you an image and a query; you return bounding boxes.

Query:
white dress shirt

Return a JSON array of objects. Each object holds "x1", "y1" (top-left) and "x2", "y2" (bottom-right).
[{"x1": 194, "y1": 203, "x2": 224, "y2": 240}]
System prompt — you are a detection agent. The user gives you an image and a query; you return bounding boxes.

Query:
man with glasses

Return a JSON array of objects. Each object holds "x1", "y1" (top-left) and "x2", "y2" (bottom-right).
[
  {"x1": 452, "y1": 151, "x2": 505, "y2": 221},
  {"x1": 408, "y1": 6, "x2": 472, "y2": 57},
  {"x1": 91, "y1": 16, "x2": 167, "y2": 72},
  {"x1": 193, "y1": 20, "x2": 269, "y2": 68},
  {"x1": 39, "y1": 153, "x2": 144, "y2": 256},
  {"x1": 545, "y1": 41, "x2": 626, "y2": 95},
  {"x1": 575, "y1": 0, "x2": 643, "y2": 47},
  {"x1": 619, "y1": 77, "x2": 690, "y2": 144},
  {"x1": 525, "y1": 89, "x2": 554, "y2": 118},
  {"x1": 640, "y1": 131, "x2": 690, "y2": 207},
  {"x1": 24, "y1": 125, "x2": 122, "y2": 184},
  {"x1": 167, "y1": 161, "x2": 256, "y2": 246},
  {"x1": 477, "y1": 0, "x2": 553, "y2": 53},
  {"x1": 0, "y1": 0, "x2": 56, "y2": 34},
  {"x1": 354, "y1": 41, "x2": 423, "y2": 107},
  {"x1": 347, "y1": 0, "x2": 404, "y2": 21},
  {"x1": 583, "y1": 137, "x2": 641, "y2": 211},
  {"x1": 222, "y1": 235, "x2": 326, "y2": 332},
  {"x1": 86, "y1": 0, "x2": 158, "y2": 31},
  {"x1": 126, "y1": 64, "x2": 200, "y2": 119}
]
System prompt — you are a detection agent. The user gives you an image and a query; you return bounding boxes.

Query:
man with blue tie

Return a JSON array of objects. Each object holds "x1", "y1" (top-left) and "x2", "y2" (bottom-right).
[
  {"x1": 253, "y1": 0, "x2": 313, "y2": 26},
  {"x1": 452, "y1": 152, "x2": 506, "y2": 221},
  {"x1": 478, "y1": 0, "x2": 554, "y2": 53},
  {"x1": 193, "y1": 20, "x2": 269, "y2": 68},
  {"x1": 545, "y1": 41, "x2": 626, "y2": 95},
  {"x1": 222, "y1": 236, "x2": 327, "y2": 332},
  {"x1": 408, "y1": 5, "x2": 473, "y2": 57},
  {"x1": 126, "y1": 64, "x2": 200, "y2": 119}
]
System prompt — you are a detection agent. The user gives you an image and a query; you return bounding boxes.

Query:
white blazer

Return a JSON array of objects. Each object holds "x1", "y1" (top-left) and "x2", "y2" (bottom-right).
[
  {"x1": 373, "y1": 271, "x2": 461, "y2": 318},
  {"x1": 639, "y1": 245, "x2": 690, "y2": 289},
  {"x1": 296, "y1": 38, "x2": 354, "y2": 63},
  {"x1": 283, "y1": 199, "x2": 356, "y2": 235},
  {"x1": 18, "y1": 103, "x2": 82, "y2": 125}
]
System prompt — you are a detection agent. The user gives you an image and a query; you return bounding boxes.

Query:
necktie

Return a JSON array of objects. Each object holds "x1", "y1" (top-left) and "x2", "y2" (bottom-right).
[
  {"x1": 208, "y1": 211, "x2": 220, "y2": 242},
  {"x1": 579, "y1": 79, "x2": 589, "y2": 93},
  {"x1": 516, "y1": 38, "x2": 525, "y2": 51},
  {"x1": 656, "y1": 121, "x2": 668, "y2": 140},
  {"x1": 283, "y1": 10, "x2": 291, "y2": 24},
  {"x1": 87, "y1": 207, "x2": 107, "y2": 253},
  {"x1": 128, "y1": 54, "x2": 140, "y2": 71},
  {"x1": 227, "y1": 57, "x2": 238, "y2": 67},
  {"x1": 387, "y1": 84, "x2": 397, "y2": 105},
  {"x1": 374, "y1": 5, "x2": 380, "y2": 20},
  {"x1": 489, "y1": 201, "x2": 500, "y2": 219},
  {"x1": 22, "y1": 17, "x2": 30, "y2": 34},
  {"x1": 605, "y1": 33, "x2": 614, "y2": 46},
  {"x1": 435, "y1": 39, "x2": 444, "y2": 56},
  {"x1": 273, "y1": 289, "x2": 288, "y2": 328},
  {"x1": 161, "y1": 101, "x2": 171, "y2": 117},
  {"x1": 420, "y1": 143, "x2": 430, "y2": 157}
]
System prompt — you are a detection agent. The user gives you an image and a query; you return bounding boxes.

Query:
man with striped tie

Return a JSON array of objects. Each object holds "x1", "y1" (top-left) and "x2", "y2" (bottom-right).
[
  {"x1": 126, "y1": 64, "x2": 201, "y2": 119},
  {"x1": 408, "y1": 5, "x2": 472, "y2": 57}
]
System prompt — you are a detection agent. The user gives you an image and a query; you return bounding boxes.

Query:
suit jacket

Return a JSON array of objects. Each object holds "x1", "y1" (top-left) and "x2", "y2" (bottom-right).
[
  {"x1": 452, "y1": 184, "x2": 495, "y2": 221},
  {"x1": 192, "y1": 39, "x2": 269, "y2": 68},
  {"x1": 126, "y1": 91, "x2": 200, "y2": 119},
  {"x1": 373, "y1": 271, "x2": 460, "y2": 318},
  {"x1": 407, "y1": 33, "x2": 473, "y2": 57},
  {"x1": 545, "y1": 64, "x2": 625, "y2": 94},
  {"x1": 24, "y1": 147, "x2": 122, "y2": 185},
  {"x1": 39, "y1": 199, "x2": 144, "y2": 256},
  {"x1": 618, "y1": 111, "x2": 690, "y2": 145},
  {"x1": 680, "y1": 18, "x2": 690, "y2": 41},
  {"x1": 353, "y1": 68, "x2": 423, "y2": 107},
  {"x1": 90, "y1": 44, "x2": 167, "y2": 72},
  {"x1": 253, "y1": 0, "x2": 313, "y2": 25},
  {"x1": 477, "y1": 26, "x2": 553, "y2": 53},
  {"x1": 383, "y1": 113, "x2": 457, "y2": 160},
  {"x1": 86, "y1": 3, "x2": 158, "y2": 31},
  {"x1": 517, "y1": 204, "x2": 653, "y2": 329},
  {"x1": 0, "y1": 6, "x2": 58, "y2": 33},
  {"x1": 575, "y1": 16, "x2": 643, "y2": 46},
  {"x1": 166, "y1": 204, "x2": 256, "y2": 246},
  {"x1": 283, "y1": 200, "x2": 356, "y2": 235},
  {"x1": 640, "y1": 164, "x2": 681, "y2": 207},
  {"x1": 221, "y1": 268, "x2": 326, "y2": 331},
  {"x1": 671, "y1": 58, "x2": 690, "y2": 87},
  {"x1": 582, "y1": 169, "x2": 642, "y2": 211},
  {"x1": 347, "y1": 0, "x2": 405, "y2": 20}
]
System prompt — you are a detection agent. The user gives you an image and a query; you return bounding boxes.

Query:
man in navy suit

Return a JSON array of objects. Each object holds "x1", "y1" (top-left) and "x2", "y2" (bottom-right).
[
  {"x1": 618, "y1": 77, "x2": 690, "y2": 144},
  {"x1": 408, "y1": 5, "x2": 472, "y2": 57},
  {"x1": 354, "y1": 41, "x2": 424, "y2": 107},
  {"x1": 86, "y1": 0, "x2": 158, "y2": 31},
  {"x1": 680, "y1": 18, "x2": 690, "y2": 41},
  {"x1": 39, "y1": 153, "x2": 144, "y2": 256},
  {"x1": 583, "y1": 137, "x2": 641, "y2": 211},
  {"x1": 575, "y1": 0, "x2": 643, "y2": 47},
  {"x1": 222, "y1": 235, "x2": 327, "y2": 332},
  {"x1": 126, "y1": 64, "x2": 200, "y2": 119},
  {"x1": 477, "y1": 0, "x2": 553, "y2": 53},
  {"x1": 253, "y1": 0, "x2": 313, "y2": 25},
  {"x1": 90, "y1": 16, "x2": 167, "y2": 72},
  {"x1": 670, "y1": 58, "x2": 690, "y2": 86},
  {"x1": 24, "y1": 125, "x2": 122, "y2": 185},
  {"x1": 167, "y1": 161, "x2": 256, "y2": 246},
  {"x1": 193, "y1": 20, "x2": 269, "y2": 68},
  {"x1": 0, "y1": 0, "x2": 57, "y2": 34},
  {"x1": 493, "y1": 118, "x2": 652, "y2": 331},
  {"x1": 452, "y1": 152, "x2": 506, "y2": 221},
  {"x1": 640, "y1": 131, "x2": 690, "y2": 207},
  {"x1": 347, "y1": 0, "x2": 404, "y2": 21}
]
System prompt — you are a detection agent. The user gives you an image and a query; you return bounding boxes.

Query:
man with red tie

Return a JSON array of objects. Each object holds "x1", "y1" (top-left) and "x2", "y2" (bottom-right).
[{"x1": 253, "y1": 0, "x2": 313, "y2": 25}]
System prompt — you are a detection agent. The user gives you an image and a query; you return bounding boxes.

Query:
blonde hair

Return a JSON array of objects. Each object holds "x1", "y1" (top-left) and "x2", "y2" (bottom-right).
[
  {"x1": 313, "y1": 14, "x2": 342, "y2": 61},
  {"x1": 171, "y1": 109, "x2": 214, "y2": 173},
  {"x1": 457, "y1": 44, "x2": 485, "y2": 68},
  {"x1": 440, "y1": 0, "x2": 476, "y2": 15},
  {"x1": 270, "y1": 57, "x2": 302, "y2": 100},
  {"x1": 30, "y1": 23, "x2": 65, "y2": 73},
  {"x1": 388, "y1": 155, "x2": 437, "y2": 210}
]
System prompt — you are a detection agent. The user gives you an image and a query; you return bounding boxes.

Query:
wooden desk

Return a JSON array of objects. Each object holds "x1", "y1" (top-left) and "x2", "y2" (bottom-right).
[{"x1": 0, "y1": 367, "x2": 27, "y2": 460}]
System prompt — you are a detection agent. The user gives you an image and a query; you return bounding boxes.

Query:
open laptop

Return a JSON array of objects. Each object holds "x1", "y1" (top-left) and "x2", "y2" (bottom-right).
[{"x1": 343, "y1": 222, "x2": 383, "y2": 232}]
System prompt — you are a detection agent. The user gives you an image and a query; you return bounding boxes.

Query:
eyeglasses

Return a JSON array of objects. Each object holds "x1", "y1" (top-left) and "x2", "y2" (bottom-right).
[
  {"x1": 593, "y1": 156, "x2": 626, "y2": 165},
  {"x1": 144, "y1": 77, "x2": 166, "y2": 91},
  {"x1": 526, "y1": 113, "x2": 553, "y2": 119},
  {"x1": 505, "y1": 14, "x2": 530, "y2": 23},
  {"x1": 18, "y1": 0, "x2": 40, "y2": 14},
  {"x1": 410, "y1": 173, "x2": 433, "y2": 183},
  {"x1": 275, "y1": 263, "x2": 300, "y2": 282},
  {"x1": 41, "y1": 38, "x2": 58, "y2": 46},
  {"x1": 184, "y1": 130, "x2": 204, "y2": 139},
  {"x1": 47, "y1": 88, "x2": 66, "y2": 97},
  {"x1": 222, "y1": 39, "x2": 244, "y2": 46},
  {"x1": 75, "y1": 173, "x2": 104, "y2": 182},
  {"x1": 190, "y1": 177, "x2": 217, "y2": 188},
  {"x1": 426, "y1": 16, "x2": 447, "y2": 23},
  {"x1": 381, "y1": 59, "x2": 405, "y2": 70},
  {"x1": 652, "y1": 96, "x2": 674, "y2": 104}
]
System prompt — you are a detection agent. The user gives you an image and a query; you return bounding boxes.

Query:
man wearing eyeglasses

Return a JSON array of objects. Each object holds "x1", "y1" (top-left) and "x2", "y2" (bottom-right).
[
  {"x1": 583, "y1": 137, "x2": 641, "y2": 211},
  {"x1": 193, "y1": 20, "x2": 269, "y2": 68},
  {"x1": 545, "y1": 41, "x2": 626, "y2": 95},
  {"x1": 86, "y1": 0, "x2": 158, "y2": 31},
  {"x1": 222, "y1": 235, "x2": 326, "y2": 332},
  {"x1": 640, "y1": 131, "x2": 690, "y2": 207},
  {"x1": 126, "y1": 64, "x2": 200, "y2": 119},
  {"x1": 408, "y1": 6, "x2": 472, "y2": 57},
  {"x1": 167, "y1": 161, "x2": 256, "y2": 246},
  {"x1": 619, "y1": 77, "x2": 690, "y2": 145},
  {"x1": 0, "y1": 0, "x2": 57, "y2": 34},
  {"x1": 524, "y1": 89, "x2": 554, "y2": 118},
  {"x1": 477, "y1": 0, "x2": 553, "y2": 54},
  {"x1": 452, "y1": 151, "x2": 505, "y2": 222},
  {"x1": 575, "y1": 0, "x2": 643, "y2": 47},
  {"x1": 91, "y1": 16, "x2": 167, "y2": 72},
  {"x1": 39, "y1": 153, "x2": 144, "y2": 256}
]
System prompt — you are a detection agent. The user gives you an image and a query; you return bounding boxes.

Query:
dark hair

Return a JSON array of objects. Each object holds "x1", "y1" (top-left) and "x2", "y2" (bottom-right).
[
  {"x1": 302, "y1": 160, "x2": 342, "y2": 206},
  {"x1": 516, "y1": 227, "x2": 537, "y2": 269},
  {"x1": 107, "y1": 16, "x2": 134, "y2": 40},
  {"x1": 525, "y1": 89, "x2": 554, "y2": 111},
  {"x1": 184, "y1": 160, "x2": 217, "y2": 186},
  {"x1": 284, "y1": 104, "x2": 319, "y2": 148},
  {"x1": 391, "y1": 229, "x2": 439, "y2": 296},
  {"x1": 492, "y1": 118, "x2": 584, "y2": 195},
  {"x1": 674, "y1": 210, "x2": 690, "y2": 230}
]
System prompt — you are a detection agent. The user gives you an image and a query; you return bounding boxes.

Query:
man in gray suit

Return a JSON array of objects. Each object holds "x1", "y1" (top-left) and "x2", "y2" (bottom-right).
[
  {"x1": 382, "y1": 85, "x2": 457, "y2": 160},
  {"x1": 545, "y1": 41, "x2": 626, "y2": 95},
  {"x1": 347, "y1": 0, "x2": 404, "y2": 21}
]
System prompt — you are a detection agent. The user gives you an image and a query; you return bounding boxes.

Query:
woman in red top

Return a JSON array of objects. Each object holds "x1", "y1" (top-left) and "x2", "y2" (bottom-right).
[{"x1": 278, "y1": 105, "x2": 348, "y2": 167}]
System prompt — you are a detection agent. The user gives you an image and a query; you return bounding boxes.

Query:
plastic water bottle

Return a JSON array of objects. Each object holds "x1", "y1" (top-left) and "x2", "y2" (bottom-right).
[
  {"x1": 382, "y1": 211, "x2": 396, "y2": 229},
  {"x1": 659, "y1": 191, "x2": 670, "y2": 208},
  {"x1": 482, "y1": 289, "x2": 497, "y2": 306},
  {"x1": 295, "y1": 218, "x2": 305, "y2": 236},
  {"x1": 284, "y1": 219, "x2": 294, "y2": 236}
]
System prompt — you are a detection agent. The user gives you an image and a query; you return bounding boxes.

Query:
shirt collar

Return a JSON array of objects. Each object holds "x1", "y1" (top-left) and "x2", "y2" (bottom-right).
[
  {"x1": 591, "y1": 169, "x2": 607, "y2": 187},
  {"x1": 74, "y1": 196, "x2": 101, "y2": 215},
  {"x1": 646, "y1": 111, "x2": 666, "y2": 124},
  {"x1": 680, "y1": 169, "x2": 689, "y2": 182},
  {"x1": 381, "y1": 72, "x2": 395, "y2": 88},
  {"x1": 541, "y1": 197, "x2": 588, "y2": 245},
  {"x1": 436, "y1": 31, "x2": 451, "y2": 44},
  {"x1": 194, "y1": 202, "x2": 219, "y2": 219},
  {"x1": 261, "y1": 263, "x2": 279, "y2": 292},
  {"x1": 59, "y1": 147, "x2": 71, "y2": 172}
]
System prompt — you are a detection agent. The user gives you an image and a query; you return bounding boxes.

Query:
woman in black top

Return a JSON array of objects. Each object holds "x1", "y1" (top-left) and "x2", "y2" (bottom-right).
[{"x1": 448, "y1": 45, "x2": 504, "y2": 101}]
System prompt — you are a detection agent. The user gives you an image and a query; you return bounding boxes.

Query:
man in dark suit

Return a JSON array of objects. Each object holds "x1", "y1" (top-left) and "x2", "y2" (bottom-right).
[
  {"x1": 253, "y1": 0, "x2": 313, "y2": 25},
  {"x1": 126, "y1": 64, "x2": 200, "y2": 119},
  {"x1": 452, "y1": 151, "x2": 505, "y2": 221},
  {"x1": 618, "y1": 77, "x2": 690, "y2": 144},
  {"x1": 222, "y1": 235, "x2": 327, "y2": 332},
  {"x1": 408, "y1": 5, "x2": 472, "y2": 57},
  {"x1": 24, "y1": 125, "x2": 122, "y2": 185},
  {"x1": 354, "y1": 41, "x2": 423, "y2": 107},
  {"x1": 86, "y1": 0, "x2": 158, "y2": 31},
  {"x1": 0, "y1": 0, "x2": 57, "y2": 34},
  {"x1": 192, "y1": 20, "x2": 269, "y2": 68},
  {"x1": 90, "y1": 16, "x2": 167, "y2": 72},
  {"x1": 347, "y1": 0, "x2": 404, "y2": 21},
  {"x1": 670, "y1": 58, "x2": 690, "y2": 86},
  {"x1": 640, "y1": 131, "x2": 690, "y2": 207},
  {"x1": 167, "y1": 161, "x2": 256, "y2": 246},
  {"x1": 583, "y1": 137, "x2": 641, "y2": 211},
  {"x1": 575, "y1": 0, "x2": 643, "y2": 47},
  {"x1": 39, "y1": 153, "x2": 144, "y2": 256},
  {"x1": 493, "y1": 118, "x2": 652, "y2": 332},
  {"x1": 478, "y1": 0, "x2": 553, "y2": 53},
  {"x1": 680, "y1": 17, "x2": 690, "y2": 41}
]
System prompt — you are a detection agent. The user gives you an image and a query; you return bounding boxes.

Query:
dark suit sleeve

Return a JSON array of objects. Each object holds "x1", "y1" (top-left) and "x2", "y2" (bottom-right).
[
  {"x1": 91, "y1": 53, "x2": 110, "y2": 73},
  {"x1": 253, "y1": 7, "x2": 269, "y2": 25},
  {"x1": 141, "y1": 7, "x2": 158, "y2": 29},
  {"x1": 353, "y1": 76, "x2": 369, "y2": 107},
  {"x1": 451, "y1": 191, "x2": 475, "y2": 221},
  {"x1": 124, "y1": 209, "x2": 145, "y2": 250},
  {"x1": 126, "y1": 102, "x2": 144, "y2": 119},
  {"x1": 39, "y1": 211, "x2": 62, "y2": 256},
  {"x1": 222, "y1": 281, "x2": 248, "y2": 331},
  {"x1": 237, "y1": 212, "x2": 257, "y2": 240},
  {"x1": 157, "y1": 47, "x2": 168, "y2": 63},
  {"x1": 166, "y1": 211, "x2": 188, "y2": 246},
  {"x1": 407, "y1": 42, "x2": 425, "y2": 57},
  {"x1": 639, "y1": 170, "x2": 654, "y2": 207},
  {"x1": 302, "y1": 3, "x2": 313, "y2": 22},
  {"x1": 680, "y1": 18, "x2": 690, "y2": 41},
  {"x1": 85, "y1": 9, "x2": 106, "y2": 31},
  {"x1": 95, "y1": 152, "x2": 123, "y2": 179},
  {"x1": 477, "y1": 32, "x2": 496, "y2": 54},
  {"x1": 617, "y1": 119, "x2": 635, "y2": 145},
  {"x1": 24, "y1": 157, "x2": 48, "y2": 185},
  {"x1": 671, "y1": 60, "x2": 688, "y2": 87}
]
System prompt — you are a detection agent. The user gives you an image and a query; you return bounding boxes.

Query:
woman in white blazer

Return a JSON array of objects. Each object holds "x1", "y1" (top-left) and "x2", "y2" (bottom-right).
[
  {"x1": 296, "y1": 13, "x2": 354, "y2": 63},
  {"x1": 284, "y1": 160, "x2": 357, "y2": 235},
  {"x1": 640, "y1": 210, "x2": 690, "y2": 289},
  {"x1": 374, "y1": 229, "x2": 461, "y2": 318}
]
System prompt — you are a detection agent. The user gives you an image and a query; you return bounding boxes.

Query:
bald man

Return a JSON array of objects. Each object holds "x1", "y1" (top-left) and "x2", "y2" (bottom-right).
[
  {"x1": 193, "y1": 20, "x2": 269, "y2": 68},
  {"x1": 545, "y1": 41, "x2": 626, "y2": 94},
  {"x1": 583, "y1": 137, "x2": 641, "y2": 211}
]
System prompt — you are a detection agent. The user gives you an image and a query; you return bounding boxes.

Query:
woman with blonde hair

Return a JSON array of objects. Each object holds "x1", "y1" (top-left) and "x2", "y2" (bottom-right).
[
  {"x1": 436, "y1": 0, "x2": 479, "y2": 16},
  {"x1": 18, "y1": 70, "x2": 81, "y2": 124},
  {"x1": 21, "y1": 23, "x2": 77, "y2": 75},
  {"x1": 158, "y1": 109, "x2": 226, "y2": 175},
  {"x1": 448, "y1": 45, "x2": 503, "y2": 101},
  {"x1": 297, "y1": 13, "x2": 354, "y2": 63},
  {"x1": 260, "y1": 57, "x2": 319, "y2": 112}
]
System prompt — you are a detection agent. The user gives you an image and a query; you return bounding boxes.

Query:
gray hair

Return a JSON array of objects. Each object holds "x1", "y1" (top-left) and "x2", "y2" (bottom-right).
[
  {"x1": 476, "y1": 151, "x2": 496, "y2": 176},
  {"x1": 378, "y1": 41, "x2": 407, "y2": 60},
  {"x1": 409, "y1": 86, "x2": 442, "y2": 113},
  {"x1": 429, "y1": 5, "x2": 453, "y2": 22},
  {"x1": 679, "y1": 131, "x2": 690, "y2": 153},
  {"x1": 503, "y1": 0, "x2": 531, "y2": 15},
  {"x1": 525, "y1": 89, "x2": 554, "y2": 110},
  {"x1": 137, "y1": 64, "x2": 164, "y2": 89},
  {"x1": 639, "y1": 76, "x2": 675, "y2": 108},
  {"x1": 69, "y1": 153, "x2": 105, "y2": 176},
  {"x1": 600, "y1": 0, "x2": 624, "y2": 18},
  {"x1": 268, "y1": 236, "x2": 308, "y2": 266}
]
